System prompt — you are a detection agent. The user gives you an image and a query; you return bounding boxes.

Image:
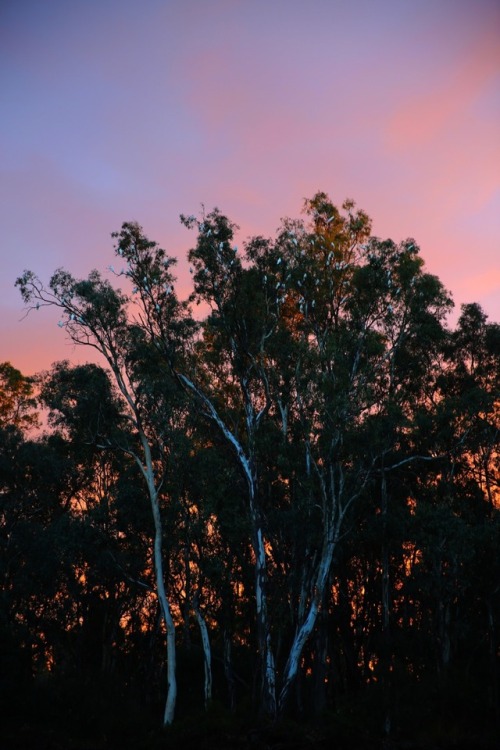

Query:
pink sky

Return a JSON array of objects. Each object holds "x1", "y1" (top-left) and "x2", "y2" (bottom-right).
[{"x1": 1, "y1": 0, "x2": 499, "y2": 376}]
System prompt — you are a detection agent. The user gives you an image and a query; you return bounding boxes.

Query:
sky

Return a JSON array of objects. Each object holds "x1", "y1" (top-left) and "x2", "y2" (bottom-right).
[{"x1": 1, "y1": 0, "x2": 499, "y2": 376}]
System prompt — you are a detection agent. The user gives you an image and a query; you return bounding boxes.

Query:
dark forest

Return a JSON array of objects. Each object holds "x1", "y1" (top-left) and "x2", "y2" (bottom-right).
[{"x1": 2, "y1": 195, "x2": 499, "y2": 749}]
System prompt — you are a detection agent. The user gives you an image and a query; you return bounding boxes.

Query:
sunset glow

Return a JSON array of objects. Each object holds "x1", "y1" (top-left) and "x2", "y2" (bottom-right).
[{"x1": 1, "y1": 0, "x2": 499, "y2": 375}]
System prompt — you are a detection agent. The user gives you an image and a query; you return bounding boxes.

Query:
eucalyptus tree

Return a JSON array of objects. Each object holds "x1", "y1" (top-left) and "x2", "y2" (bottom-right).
[
  {"x1": 175, "y1": 208, "x2": 287, "y2": 715},
  {"x1": 260, "y1": 194, "x2": 452, "y2": 710},
  {"x1": 16, "y1": 228, "x2": 196, "y2": 725},
  {"x1": 174, "y1": 194, "x2": 453, "y2": 715}
]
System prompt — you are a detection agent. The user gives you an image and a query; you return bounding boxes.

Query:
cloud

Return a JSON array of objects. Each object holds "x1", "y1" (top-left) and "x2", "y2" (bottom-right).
[
  {"x1": 1, "y1": 0, "x2": 499, "y2": 377},
  {"x1": 387, "y1": 29, "x2": 500, "y2": 149}
]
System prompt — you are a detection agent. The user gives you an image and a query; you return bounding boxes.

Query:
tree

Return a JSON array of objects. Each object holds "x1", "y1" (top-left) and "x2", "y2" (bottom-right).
[
  {"x1": 16, "y1": 228, "x2": 196, "y2": 725},
  {"x1": 173, "y1": 194, "x2": 452, "y2": 715},
  {"x1": 0, "y1": 362, "x2": 39, "y2": 431}
]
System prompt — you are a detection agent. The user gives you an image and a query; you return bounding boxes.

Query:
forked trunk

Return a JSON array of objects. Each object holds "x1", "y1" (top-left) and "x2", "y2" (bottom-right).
[{"x1": 278, "y1": 533, "x2": 335, "y2": 713}]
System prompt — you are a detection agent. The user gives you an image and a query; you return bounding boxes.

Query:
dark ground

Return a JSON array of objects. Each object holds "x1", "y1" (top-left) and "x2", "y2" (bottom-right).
[{"x1": 3, "y1": 719, "x2": 499, "y2": 750}]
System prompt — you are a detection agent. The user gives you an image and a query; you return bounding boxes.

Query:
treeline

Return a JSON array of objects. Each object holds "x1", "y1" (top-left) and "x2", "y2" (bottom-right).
[{"x1": 2, "y1": 194, "x2": 499, "y2": 745}]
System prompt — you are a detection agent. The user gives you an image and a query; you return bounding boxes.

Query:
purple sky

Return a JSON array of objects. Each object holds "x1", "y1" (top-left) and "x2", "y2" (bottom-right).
[{"x1": 1, "y1": 0, "x2": 499, "y2": 375}]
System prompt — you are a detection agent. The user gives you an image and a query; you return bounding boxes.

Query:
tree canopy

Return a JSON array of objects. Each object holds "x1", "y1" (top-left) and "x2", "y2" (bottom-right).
[{"x1": 4, "y1": 194, "x2": 499, "y2": 747}]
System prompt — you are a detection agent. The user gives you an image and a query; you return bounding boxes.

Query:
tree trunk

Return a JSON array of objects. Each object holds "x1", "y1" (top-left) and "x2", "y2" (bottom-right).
[
  {"x1": 278, "y1": 533, "x2": 335, "y2": 713},
  {"x1": 313, "y1": 605, "x2": 329, "y2": 715},
  {"x1": 381, "y1": 471, "x2": 392, "y2": 737},
  {"x1": 487, "y1": 600, "x2": 499, "y2": 723},
  {"x1": 253, "y1": 519, "x2": 277, "y2": 717},
  {"x1": 136, "y1": 431, "x2": 178, "y2": 726},
  {"x1": 193, "y1": 597, "x2": 212, "y2": 709},
  {"x1": 223, "y1": 629, "x2": 236, "y2": 711},
  {"x1": 147, "y1": 479, "x2": 177, "y2": 726}
]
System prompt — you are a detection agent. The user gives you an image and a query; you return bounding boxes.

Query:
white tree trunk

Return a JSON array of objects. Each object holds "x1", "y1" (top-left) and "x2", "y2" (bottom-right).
[
  {"x1": 252, "y1": 506, "x2": 276, "y2": 717},
  {"x1": 141, "y1": 440, "x2": 177, "y2": 727},
  {"x1": 278, "y1": 532, "x2": 335, "y2": 713},
  {"x1": 150, "y1": 494, "x2": 177, "y2": 726}
]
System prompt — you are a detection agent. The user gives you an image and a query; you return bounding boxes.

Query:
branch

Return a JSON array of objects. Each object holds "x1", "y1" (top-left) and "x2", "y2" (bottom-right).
[
  {"x1": 106, "y1": 551, "x2": 153, "y2": 591},
  {"x1": 176, "y1": 372, "x2": 254, "y2": 492}
]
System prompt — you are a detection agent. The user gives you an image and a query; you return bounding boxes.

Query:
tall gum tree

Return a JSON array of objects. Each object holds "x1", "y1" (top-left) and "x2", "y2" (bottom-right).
[
  {"x1": 176, "y1": 195, "x2": 453, "y2": 714},
  {"x1": 178, "y1": 208, "x2": 279, "y2": 715},
  {"x1": 16, "y1": 224, "x2": 196, "y2": 725}
]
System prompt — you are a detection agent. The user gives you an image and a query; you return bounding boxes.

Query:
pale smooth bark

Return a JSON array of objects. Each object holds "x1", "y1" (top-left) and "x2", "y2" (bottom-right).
[
  {"x1": 278, "y1": 532, "x2": 336, "y2": 712},
  {"x1": 140, "y1": 438, "x2": 177, "y2": 726}
]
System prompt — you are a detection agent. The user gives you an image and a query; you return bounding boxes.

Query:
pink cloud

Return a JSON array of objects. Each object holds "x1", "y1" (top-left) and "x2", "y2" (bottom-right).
[{"x1": 387, "y1": 29, "x2": 500, "y2": 149}]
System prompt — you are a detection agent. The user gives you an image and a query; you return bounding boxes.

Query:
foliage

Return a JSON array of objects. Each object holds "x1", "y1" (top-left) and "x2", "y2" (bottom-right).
[
  {"x1": 4, "y1": 194, "x2": 499, "y2": 744},
  {"x1": 0, "y1": 361, "x2": 39, "y2": 431}
]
